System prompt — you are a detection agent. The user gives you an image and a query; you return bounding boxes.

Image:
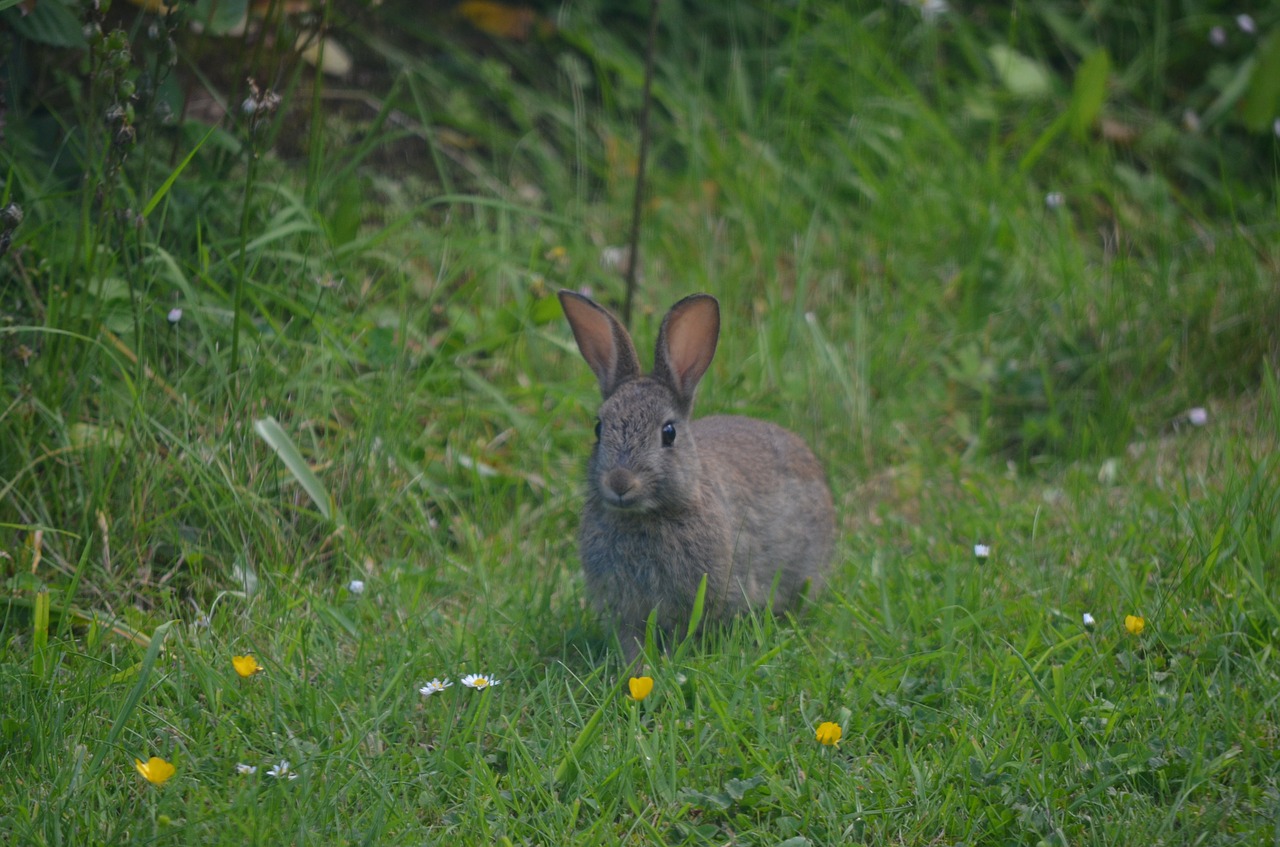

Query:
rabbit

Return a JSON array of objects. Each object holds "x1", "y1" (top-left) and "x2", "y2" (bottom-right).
[{"x1": 558, "y1": 289, "x2": 836, "y2": 663}]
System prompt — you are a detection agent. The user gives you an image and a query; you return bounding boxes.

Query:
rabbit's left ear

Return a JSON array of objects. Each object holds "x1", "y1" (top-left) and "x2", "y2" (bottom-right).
[
  {"x1": 653, "y1": 294, "x2": 720, "y2": 408},
  {"x1": 559, "y1": 290, "x2": 642, "y2": 399}
]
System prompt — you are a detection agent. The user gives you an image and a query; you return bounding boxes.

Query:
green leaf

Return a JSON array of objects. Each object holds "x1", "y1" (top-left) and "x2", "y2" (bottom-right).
[
  {"x1": 315, "y1": 601, "x2": 359, "y2": 638},
  {"x1": 1009, "y1": 644, "x2": 1072, "y2": 735},
  {"x1": 987, "y1": 45, "x2": 1053, "y2": 99},
  {"x1": 190, "y1": 0, "x2": 249, "y2": 36},
  {"x1": 1018, "y1": 110, "x2": 1069, "y2": 174},
  {"x1": 685, "y1": 573, "x2": 708, "y2": 640},
  {"x1": 143, "y1": 124, "x2": 218, "y2": 218},
  {"x1": 32, "y1": 590, "x2": 49, "y2": 677},
  {"x1": 1240, "y1": 29, "x2": 1280, "y2": 132},
  {"x1": 679, "y1": 787, "x2": 732, "y2": 811},
  {"x1": 724, "y1": 774, "x2": 767, "y2": 802},
  {"x1": 1069, "y1": 49, "x2": 1110, "y2": 141},
  {"x1": 253, "y1": 417, "x2": 345, "y2": 525},
  {"x1": 1203, "y1": 58, "x2": 1258, "y2": 127},
  {"x1": 324, "y1": 175, "x2": 364, "y2": 248},
  {"x1": 5, "y1": 0, "x2": 86, "y2": 48},
  {"x1": 108, "y1": 662, "x2": 141, "y2": 685},
  {"x1": 553, "y1": 693, "x2": 608, "y2": 789}
]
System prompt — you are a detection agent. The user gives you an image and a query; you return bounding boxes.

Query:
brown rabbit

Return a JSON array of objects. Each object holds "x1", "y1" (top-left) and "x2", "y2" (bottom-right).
[{"x1": 558, "y1": 290, "x2": 835, "y2": 662}]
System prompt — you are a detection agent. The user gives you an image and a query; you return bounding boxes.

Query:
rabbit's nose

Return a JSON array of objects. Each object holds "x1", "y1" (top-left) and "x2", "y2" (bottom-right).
[{"x1": 603, "y1": 468, "x2": 637, "y2": 500}]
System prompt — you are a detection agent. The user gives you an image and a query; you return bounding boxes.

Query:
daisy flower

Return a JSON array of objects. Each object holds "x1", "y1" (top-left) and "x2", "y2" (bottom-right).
[
  {"x1": 461, "y1": 673, "x2": 500, "y2": 691},
  {"x1": 266, "y1": 760, "x2": 298, "y2": 780},
  {"x1": 419, "y1": 678, "x2": 452, "y2": 697}
]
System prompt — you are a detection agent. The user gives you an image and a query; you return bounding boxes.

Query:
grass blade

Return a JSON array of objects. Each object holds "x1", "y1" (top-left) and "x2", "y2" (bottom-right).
[
  {"x1": 553, "y1": 690, "x2": 611, "y2": 790},
  {"x1": 142, "y1": 124, "x2": 218, "y2": 218},
  {"x1": 85, "y1": 620, "x2": 173, "y2": 781},
  {"x1": 1069, "y1": 49, "x2": 1110, "y2": 141},
  {"x1": 32, "y1": 590, "x2": 49, "y2": 678},
  {"x1": 253, "y1": 416, "x2": 345, "y2": 526},
  {"x1": 685, "y1": 573, "x2": 708, "y2": 641}
]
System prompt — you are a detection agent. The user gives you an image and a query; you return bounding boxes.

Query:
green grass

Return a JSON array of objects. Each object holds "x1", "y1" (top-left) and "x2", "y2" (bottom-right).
[{"x1": 2, "y1": 1, "x2": 1279, "y2": 844}]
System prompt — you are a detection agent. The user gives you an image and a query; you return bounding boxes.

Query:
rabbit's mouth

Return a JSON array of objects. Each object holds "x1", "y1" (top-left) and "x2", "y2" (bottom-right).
[
  {"x1": 598, "y1": 468, "x2": 653, "y2": 511},
  {"x1": 600, "y1": 491, "x2": 650, "y2": 511}
]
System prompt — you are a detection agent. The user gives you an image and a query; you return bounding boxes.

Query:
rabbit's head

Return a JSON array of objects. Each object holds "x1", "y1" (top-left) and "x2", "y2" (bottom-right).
[{"x1": 559, "y1": 292, "x2": 721, "y2": 516}]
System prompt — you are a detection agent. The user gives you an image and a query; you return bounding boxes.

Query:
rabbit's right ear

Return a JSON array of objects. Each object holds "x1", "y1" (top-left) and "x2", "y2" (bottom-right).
[
  {"x1": 653, "y1": 294, "x2": 720, "y2": 410},
  {"x1": 558, "y1": 291, "x2": 642, "y2": 398}
]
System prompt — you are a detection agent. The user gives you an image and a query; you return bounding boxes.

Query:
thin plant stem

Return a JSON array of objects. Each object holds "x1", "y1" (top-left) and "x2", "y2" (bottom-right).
[
  {"x1": 231, "y1": 135, "x2": 259, "y2": 380},
  {"x1": 623, "y1": 0, "x2": 660, "y2": 329}
]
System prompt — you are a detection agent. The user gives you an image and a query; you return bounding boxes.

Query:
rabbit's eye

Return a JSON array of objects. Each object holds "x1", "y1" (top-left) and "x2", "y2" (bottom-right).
[
  {"x1": 661, "y1": 421, "x2": 676, "y2": 447},
  {"x1": 594, "y1": 419, "x2": 602, "y2": 440}
]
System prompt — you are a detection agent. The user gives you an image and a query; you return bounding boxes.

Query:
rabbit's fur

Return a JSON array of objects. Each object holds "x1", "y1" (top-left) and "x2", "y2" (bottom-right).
[{"x1": 558, "y1": 290, "x2": 835, "y2": 661}]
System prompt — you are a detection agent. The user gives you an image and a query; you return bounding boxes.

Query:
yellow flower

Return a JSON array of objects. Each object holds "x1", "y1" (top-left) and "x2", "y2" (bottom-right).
[
  {"x1": 815, "y1": 721, "x2": 842, "y2": 746},
  {"x1": 135, "y1": 756, "x2": 176, "y2": 786},
  {"x1": 233, "y1": 655, "x2": 264, "y2": 677},
  {"x1": 628, "y1": 676, "x2": 654, "y2": 701},
  {"x1": 1125, "y1": 615, "x2": 1145, "y2": 636}
]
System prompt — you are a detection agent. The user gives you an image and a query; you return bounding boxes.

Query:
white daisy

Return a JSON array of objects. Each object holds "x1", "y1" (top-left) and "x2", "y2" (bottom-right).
[
  {"x1": 973, "y1": 544, "x2": 991, "y2": 560},
  {"x1": 1082, "y1": 613, "x2": 1096, "y2": 627},
  {"x1": 235, "y1": 763, "x2": 257, "y2": 775},
  {"x1": 461, "y1": 673, "x2": 500, "y2": 690},
  {"x1": 348, "y1": 579, "x2": 365, "y2": 595},
  {"x1": 266, "y1": 760, "x2": 298, "y2": 780},
  {"x1": 419, "y1": 678, "x2": 452, "y2": 697}
]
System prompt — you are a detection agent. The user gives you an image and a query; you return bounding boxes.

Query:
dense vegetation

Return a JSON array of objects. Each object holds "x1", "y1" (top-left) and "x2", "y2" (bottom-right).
[{"x1": 2, "y1": 1, "x2": 1278, "y2": 843}]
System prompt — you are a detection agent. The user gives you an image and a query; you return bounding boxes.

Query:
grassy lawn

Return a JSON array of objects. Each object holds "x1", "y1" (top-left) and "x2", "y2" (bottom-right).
[{"x1": 2, "y1": 1, "x2": 1278, "y2": 844}]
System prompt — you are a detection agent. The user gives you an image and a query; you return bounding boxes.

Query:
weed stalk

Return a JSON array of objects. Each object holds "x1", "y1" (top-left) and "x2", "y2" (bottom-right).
[{"x1": 623, "y1": 0, "x2": 661, "y2": 327}]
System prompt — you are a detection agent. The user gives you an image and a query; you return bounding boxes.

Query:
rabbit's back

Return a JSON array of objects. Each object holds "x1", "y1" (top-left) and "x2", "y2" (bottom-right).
[{"x1": 692, "y1": 415, "x2": 835, "y2": 611}]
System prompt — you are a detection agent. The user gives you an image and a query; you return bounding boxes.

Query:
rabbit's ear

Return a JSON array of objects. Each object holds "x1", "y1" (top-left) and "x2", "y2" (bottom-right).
[
  {"x1": 559, "y1": 290, "x2": 642, "y2": 398},
  {"x1": 653, "y1": 294, "x2": 720, "y2": 408}
]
